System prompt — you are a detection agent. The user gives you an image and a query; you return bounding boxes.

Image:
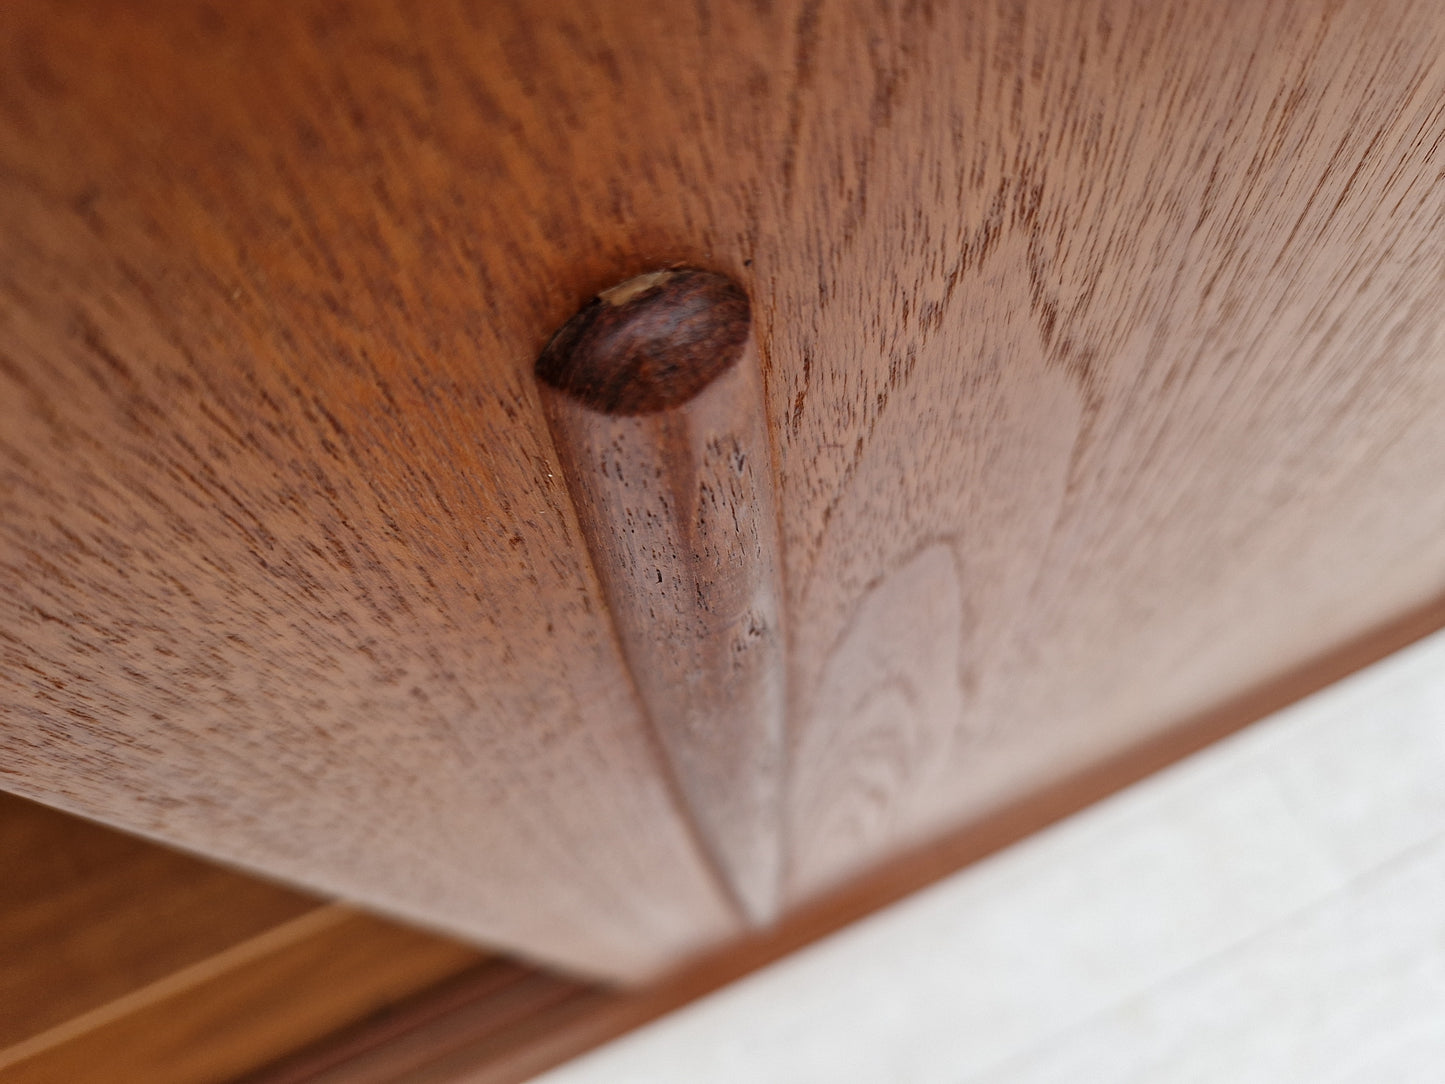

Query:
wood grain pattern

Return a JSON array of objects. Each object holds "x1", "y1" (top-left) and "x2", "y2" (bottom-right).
[
  {"x1": 772, "y1": 0, "x2": 1445, "y2": 899},
  {"x1": 2, "y1": 0, "x2": 1445, "y2": 974},
  {"x1": 0, "y1": 2, "x2": 745, "y2": 979},
  {"x1": 538, "y1": 270, "x2": 787, "y2": 923}
]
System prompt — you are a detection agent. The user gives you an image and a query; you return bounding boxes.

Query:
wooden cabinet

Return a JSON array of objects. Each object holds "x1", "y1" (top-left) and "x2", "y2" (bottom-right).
[{"x1": 4, "y1": 0, "x2": 1445, "y2": 981}]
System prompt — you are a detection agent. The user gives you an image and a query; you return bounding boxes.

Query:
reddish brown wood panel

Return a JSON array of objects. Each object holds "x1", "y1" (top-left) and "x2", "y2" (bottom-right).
[
  {"x1": 0, "y1": 1, "x2": 744, "y2": 979},
  {"x1": 773, "y1": 0, "x2": 1445, "y2": 898},
  {"x1": 3, "y1": 0, "x2": 1445, "y2": 977}
]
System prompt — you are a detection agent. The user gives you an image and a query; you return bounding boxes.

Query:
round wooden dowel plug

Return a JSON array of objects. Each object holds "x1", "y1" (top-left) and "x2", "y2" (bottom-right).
[{"x1": 536, "y1": 269, "x2": 786, "y2": 925}]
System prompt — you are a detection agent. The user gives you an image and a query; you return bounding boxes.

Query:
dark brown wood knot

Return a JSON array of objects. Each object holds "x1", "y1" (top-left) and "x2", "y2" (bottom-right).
[{"x1": 535, "y1": 269, "x2": 751, "y2": 415}]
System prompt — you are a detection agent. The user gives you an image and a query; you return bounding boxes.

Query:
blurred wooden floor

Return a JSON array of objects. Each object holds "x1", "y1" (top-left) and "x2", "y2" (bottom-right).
[{"x1": 0, "y1": 792, "x2": 492, "y2": 1083}]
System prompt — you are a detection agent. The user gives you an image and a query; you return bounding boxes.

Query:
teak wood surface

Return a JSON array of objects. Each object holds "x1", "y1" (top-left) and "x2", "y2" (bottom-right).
[{"x1": 3, "y1": 0, "x2": 1445, "y2": 978}]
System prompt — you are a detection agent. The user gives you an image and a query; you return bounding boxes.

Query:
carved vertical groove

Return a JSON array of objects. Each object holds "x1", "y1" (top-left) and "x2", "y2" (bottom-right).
[{"x1": 535, "y1": 269, "x2": 787, "y2": 923}]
